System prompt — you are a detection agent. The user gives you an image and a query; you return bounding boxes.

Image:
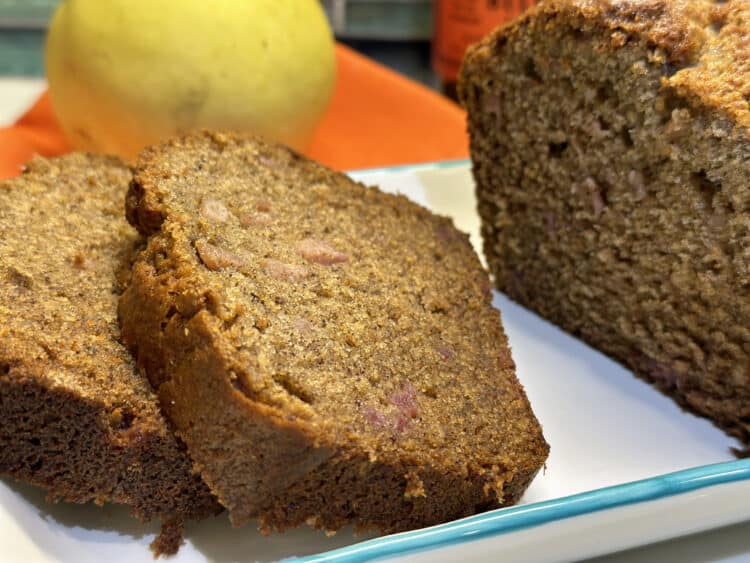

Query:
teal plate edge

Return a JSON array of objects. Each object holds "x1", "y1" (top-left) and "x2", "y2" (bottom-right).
[
  {"x1": 285, "y1": 458, "x2": 750, "y2": 563},
  {"x1": 346, "y1": 158, "x2": 471, "y2": 176}
]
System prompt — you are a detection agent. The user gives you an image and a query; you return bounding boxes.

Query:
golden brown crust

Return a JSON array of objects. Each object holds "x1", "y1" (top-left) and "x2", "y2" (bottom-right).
[
  {"x1": 461, "y1": 0, "x2": 750, "y2": 129},
  {"x1": 0, "y1": 154, "x2": 219, "y2": 552},
  {"x1": 119, "y1": 132, "x2": 549, "y2": 533},
  {"x1": 459, "y1": 1, "x2": 750, "y2": 446}
]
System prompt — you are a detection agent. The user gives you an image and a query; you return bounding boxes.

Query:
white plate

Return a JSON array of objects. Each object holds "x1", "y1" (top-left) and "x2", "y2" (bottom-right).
[{"x1": 1, "y1": 161, "x2": 748, "y2": 563}]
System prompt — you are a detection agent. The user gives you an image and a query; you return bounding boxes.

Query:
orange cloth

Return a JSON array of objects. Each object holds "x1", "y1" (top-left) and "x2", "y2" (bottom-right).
[
  {"x1": 0, "y1": 93, "x2": 70, "y2": 179},
  {"x1": 0, "y1": 44, "x2": 468, "y2": 179}
]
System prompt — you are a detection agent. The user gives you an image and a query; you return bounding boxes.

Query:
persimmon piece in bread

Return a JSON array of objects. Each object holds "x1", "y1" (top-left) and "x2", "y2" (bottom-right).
[
  {"x1": 459, "y1": 0, "x2": 750, "y2": 448},
  {"x1": 0, "y1": 154, "x2": 218, "y2": 555},
  {"x1": 119, "y1": 132, "x2": 549, "y2": 534}
]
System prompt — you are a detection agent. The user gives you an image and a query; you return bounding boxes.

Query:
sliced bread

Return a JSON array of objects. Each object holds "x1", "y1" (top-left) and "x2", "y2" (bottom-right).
[
  {"x1": 0, "y1": 154, "x2": 219, "y2": 554},
  {"x1": 119, "y1": 132, "x2": 549, "y2": 533}
]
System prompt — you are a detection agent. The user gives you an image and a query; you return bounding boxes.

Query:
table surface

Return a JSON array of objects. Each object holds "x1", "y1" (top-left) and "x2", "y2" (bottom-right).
[{"x1": 2, "y1": 77, "x2": 750, "y2": 563}]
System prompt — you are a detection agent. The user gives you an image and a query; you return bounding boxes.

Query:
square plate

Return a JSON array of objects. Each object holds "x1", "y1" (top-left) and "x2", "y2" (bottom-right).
[{"x1": 1, "y1": 161, "x2": 748, "y2": 563}]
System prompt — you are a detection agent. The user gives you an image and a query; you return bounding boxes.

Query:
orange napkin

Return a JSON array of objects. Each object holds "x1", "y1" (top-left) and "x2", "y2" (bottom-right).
[{"x1": 0, "y1": 44, "x2": 468, "y2": 179}]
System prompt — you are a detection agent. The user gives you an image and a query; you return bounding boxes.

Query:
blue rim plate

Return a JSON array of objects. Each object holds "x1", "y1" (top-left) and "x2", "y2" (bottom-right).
[{"x1": 0, "y1": 158, "x2": 747, "y2": 563}]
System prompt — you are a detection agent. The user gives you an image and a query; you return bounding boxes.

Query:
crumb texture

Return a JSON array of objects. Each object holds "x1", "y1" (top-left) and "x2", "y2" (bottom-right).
[
  {"x1": 119, "y1": 132, "x2": 549, "y2": 534},
  {"x1": 0, "y1": 154, "x2": 218, "y2": 546},
  {"x1": 460, "y1": 0, "x2": 750, "y2": 445}
]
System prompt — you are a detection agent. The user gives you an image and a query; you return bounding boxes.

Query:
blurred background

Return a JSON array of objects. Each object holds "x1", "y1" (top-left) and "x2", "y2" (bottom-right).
[{"x1": 0, "y1": 0, "x2": 439, "y2": 86}]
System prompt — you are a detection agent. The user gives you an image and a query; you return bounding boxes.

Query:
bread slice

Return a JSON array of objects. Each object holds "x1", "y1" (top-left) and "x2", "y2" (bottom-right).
[
  {"x1": 119, "y1": 132, "x2": 549, "y2": 534},
  {"x1": 0, "y1": 154, "x2": 219, "y2": 554},
  {"x1": 459, "y1": 0, "x2": 750, "y2": 448}
]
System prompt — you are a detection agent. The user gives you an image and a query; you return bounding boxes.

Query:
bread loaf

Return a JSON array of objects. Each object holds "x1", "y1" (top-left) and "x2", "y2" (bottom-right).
[{"x1": 460, "y1": 0, "x2": 750, "y2": 448}]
